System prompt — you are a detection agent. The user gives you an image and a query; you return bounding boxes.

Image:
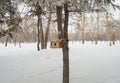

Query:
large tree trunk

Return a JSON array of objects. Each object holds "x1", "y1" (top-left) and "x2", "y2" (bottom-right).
[
  {"x1": 56, "y1": 6, "x2": 63, "y2": 39},
  {"x1": 63, "y1": 3, "x2": 69, "y2": 83},
  {"x1": 56, "y1": 4, "x2": 69, "y2": 83}
]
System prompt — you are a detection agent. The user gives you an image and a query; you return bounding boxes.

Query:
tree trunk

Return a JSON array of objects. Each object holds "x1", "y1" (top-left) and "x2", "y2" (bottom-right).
[
  {"x1": 96, "y1": 3, "x2": 99, "y2": 45},
  {"x1": 5, "y1": 36, "x2": 9, "y2": 47},
  {"x1": 112, "y1": 32, "x2": 115, "y2": 45},
  {"x1": 63, "y1": 3, "x2": 69, "y2": 83},
  {"x1": 39, "y1": 15, "x2": 44, "y2": 49},
  {"x1": 56, "y1": 4, "x2": 69, "y2": 83},
  {"x1": 19, "y1": 41, "x2": 21, "y2": 48},
  {"x1": 56, "y1": 6, "x2": 63, "y2": 39},
  {"x1": 44, "y1": 7, "x2": 52, "y2": 49},
  {"x1": 37, "y1": 16, "x2": 40, "y2": 51},
  {"x1": 105, "y1": 3, "x2": 111, "y2": 46},
  {"x1": 81, "y1": 12, "x2": 85, "y2": 44}
]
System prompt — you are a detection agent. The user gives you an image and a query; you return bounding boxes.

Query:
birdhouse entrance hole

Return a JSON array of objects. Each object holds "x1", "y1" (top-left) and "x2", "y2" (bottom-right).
[{"x1": 51, "y1": 39, "x2": 64, "y2": 48}]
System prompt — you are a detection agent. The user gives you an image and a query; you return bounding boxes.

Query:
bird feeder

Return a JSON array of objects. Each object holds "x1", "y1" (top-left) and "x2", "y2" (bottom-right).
[{"x1": 51, "y1": 39, "x2": 64, "y2": 48}]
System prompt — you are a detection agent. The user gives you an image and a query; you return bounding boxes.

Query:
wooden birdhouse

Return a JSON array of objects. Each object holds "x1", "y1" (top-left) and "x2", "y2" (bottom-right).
[{"x1": 51, "y1": 39, "x2": 64, "y2": 48}]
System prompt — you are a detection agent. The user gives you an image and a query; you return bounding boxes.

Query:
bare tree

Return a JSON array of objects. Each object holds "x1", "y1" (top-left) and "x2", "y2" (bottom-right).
[
  {"x1": 63, "y1": 3, "x2": 69, "y2": 83},
  {"x1": 81, "y1": 12, "x2": 85, "y2": 44},
  {"x1": 56, "y1": 3, "x2": 69, "y2": 83},
  {"x1": 44, "y1": 5, "x2": 52, "y2": 49}
]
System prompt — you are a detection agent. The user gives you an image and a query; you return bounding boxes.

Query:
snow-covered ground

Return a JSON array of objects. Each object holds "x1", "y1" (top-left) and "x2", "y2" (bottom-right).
[{"x1": 0, "y1": 42, "x2": 120, "y2": 83}]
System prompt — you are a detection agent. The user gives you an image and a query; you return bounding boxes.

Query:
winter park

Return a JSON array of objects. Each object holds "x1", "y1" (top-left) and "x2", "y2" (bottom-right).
[{"x1": 0, "y1": 0, "x2": 120, "y2": 83}]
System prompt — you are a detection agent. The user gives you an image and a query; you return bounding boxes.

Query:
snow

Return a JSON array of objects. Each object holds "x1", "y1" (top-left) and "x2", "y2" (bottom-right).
[{"x1": 0, "y1": 42, "x2": 120, "y2": 83}]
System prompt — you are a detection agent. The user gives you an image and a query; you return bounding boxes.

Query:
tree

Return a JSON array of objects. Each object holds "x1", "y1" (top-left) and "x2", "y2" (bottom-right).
[
  {"x1": 63, "y1": 3, "x2": 69, "y2": 83},
  {"x1": 25, "y1": 0, "x2": 54, "y2": 50},
  {"x1": 0, "y1": 0, "x2": 22, "y2": 44},
  {"x1": 44, "y1": 5, "x2": 52, "y2": 49}
]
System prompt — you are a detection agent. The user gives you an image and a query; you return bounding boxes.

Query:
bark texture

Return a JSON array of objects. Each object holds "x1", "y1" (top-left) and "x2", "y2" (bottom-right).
[{"x1": 63, "y1": 3, "x2": 69, "y2": 83}]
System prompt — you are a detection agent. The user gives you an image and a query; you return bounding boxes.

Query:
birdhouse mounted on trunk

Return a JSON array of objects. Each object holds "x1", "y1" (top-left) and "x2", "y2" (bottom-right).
[{"x1": 51, "y1": 39, "x2": 64, "y2": 48}]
